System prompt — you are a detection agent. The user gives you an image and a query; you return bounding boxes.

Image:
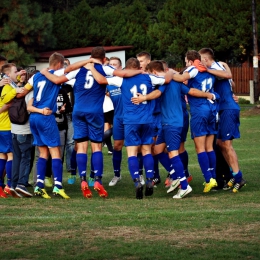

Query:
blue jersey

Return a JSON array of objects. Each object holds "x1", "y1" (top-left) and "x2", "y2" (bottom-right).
[
  {"x1": 185, "y1": 66, "x2": 216, "y2": 114},
  {"x1": 158, "y1": 81, "x2": 189, "y2": 126},
  {"x1": 107, "y1": 74, "x2": 165, "y2": 124},
  {"x1": 66, "y1": 64, "x2": 114, "y2": 113},
  {"x1": 29, "y1": 70, "x2": 62, "y2": 113},
  {"x1": 210, "y1": 62, "x2": 240, "y2": 111},
  {"x1": 106, "y1": 85, "x2": 123, "y2": 119}
]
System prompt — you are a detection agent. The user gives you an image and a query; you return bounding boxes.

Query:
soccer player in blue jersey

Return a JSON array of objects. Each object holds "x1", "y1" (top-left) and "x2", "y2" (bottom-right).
[
  {"x1": 86, "y1": 58, "x2": 174, "y2": 199},
  {"x1": 172, "y1": 50, "x2": 219, "y2": 193},
  {"x1": 40, "y1": 47, "x2": 142, "y2": 199},
  {"x1": 26, "y1": 53, "x2": 71, "y2": 199},
  {"x1": 106, "y1": 57, "x2": 124, "y2": 186},
  {"x1": 199, "y1": 48, "x2": 246, "y2": 192},
  {"x1": 132, "y1": 60, "x2": 215, "y2": 198},
  {"x1": 136, "y1": 51, "x2": 152, "y2": 185}
]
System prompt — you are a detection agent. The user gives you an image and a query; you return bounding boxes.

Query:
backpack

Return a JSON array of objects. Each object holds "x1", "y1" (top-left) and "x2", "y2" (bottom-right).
[{"x1": 8, "y1": 96, "x2": 29, "y2": 125}]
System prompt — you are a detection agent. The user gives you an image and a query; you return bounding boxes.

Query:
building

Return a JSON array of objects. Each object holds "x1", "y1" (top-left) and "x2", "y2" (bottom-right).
[{"x1": 30, "y1": 46, "x2": 133, "y2": 70}]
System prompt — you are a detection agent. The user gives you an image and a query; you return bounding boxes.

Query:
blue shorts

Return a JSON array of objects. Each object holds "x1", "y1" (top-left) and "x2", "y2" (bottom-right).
[
  {"x1": 190, "y1": 108, "x2": 217, "y2": 139},
  {"x1": 217, "y1": 109, "x2": 240, "y2": 141},
  {"x1": 180, "y1": 110, "x2": 189, "y2": 143},
  {"x1": 113, "y1": 116, "x2": 124, "y2": 141},
  {"x1": 30, "y1": 114, "x2": 60, "y2": 147},
  {"x1": 156, "y1": 125, "x2": 182, "y2": 151},
  {"x1": 73, "y1": 111, "x2": 104, "y2": 142},
  {"x1": 124, "y1": 124, "x2": 153, "y2": 146},
  {"x1": 0, "y1": 131, "x2": 12, "y2": 153},
  {"x1": 152, "y1": 113, "x2": 162, "y2": 137}
]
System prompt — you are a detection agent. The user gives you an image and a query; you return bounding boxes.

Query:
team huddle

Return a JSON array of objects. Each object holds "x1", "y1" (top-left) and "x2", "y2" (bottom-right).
[{"x1": 0, "y1": 47, "x2": 245, "y2": 200}]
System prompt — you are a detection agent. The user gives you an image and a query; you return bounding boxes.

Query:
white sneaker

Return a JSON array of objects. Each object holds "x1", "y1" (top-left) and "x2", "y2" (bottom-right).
[
  {"x1": 109, "y1": 176, "x2": 122, "y2": 186},
  {"x1": 167, "y1": 179, "x2": 180, "y2": 193},
  {"x1": 173, "y1": 185, "x2": 192, "y2": 199},
  {"x1": 139, "y1": 175, "x2": 145, "y2": 186}
]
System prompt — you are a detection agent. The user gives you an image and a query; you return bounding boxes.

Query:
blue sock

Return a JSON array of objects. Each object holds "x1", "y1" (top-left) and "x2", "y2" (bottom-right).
[
  {"x1": 76, "y1": 153, "x2": 87, "y2": 180},
  {"x1": 52, "y1": 158, "x2": 63, "y2": 189},
  {"x1": 37, "y1": 157, "x2": 47, "y2": 188},
  {"x1": 170, "y1": 156, "x2": 187, "y2": 189},
  {"x1": 197, "y1": 152, "x2": 211, "y2": 183},
  {"x1": 0, "y1": 158, "x2": 7, "y2": 187},
  {"x1": 153, "y1": 154, "x2": 160, "y2": 179},
  {"x1": 70, "y1": 149, "x2": 77, "y2": 175},
  {"x1": 89, "y1": 154, "x2": 95, "y2": 179},
  {"x1": 207, "y1": 151, "x2": 216, "y2": 179},
  {"x1": 232, "y1": 170, "x2": 242, "y2": 183},
  {"x1": 6, "y1": 160, "x2": 12, "y2": 187},
  {"x1": 92, "y1": 151, "x2": 103, "y2": 180},
  {"x1": 137, "y1": 152, "x2": 143, "y2": 175},
  {"x1": 113, "y1": 150, "x2": 122, "y2": 177},
  {"x1": 179, "y1": 150, "x2": 190, "y2": 177},
  {"x1": 143, "y1": 154, "x2": 154, "y2": 179},
  {"x1": 128, "y1": 156, "x2": 139, "y2": 181},
  {"x1": 157, "y1": 152, "x2": 171, "y2": 172}
]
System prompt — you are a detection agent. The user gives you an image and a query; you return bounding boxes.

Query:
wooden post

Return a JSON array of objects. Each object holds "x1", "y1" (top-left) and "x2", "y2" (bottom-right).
[
  {"x1": 250, "y1": 80, "x2": 254, "y2": 104},
  {"x1": 252, "y1": 0, "x2": 259, "y2": 102}
]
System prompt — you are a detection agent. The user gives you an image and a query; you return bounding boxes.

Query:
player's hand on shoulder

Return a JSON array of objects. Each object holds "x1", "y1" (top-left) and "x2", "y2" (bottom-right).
[
  {"x1": 40, "y1": 68, "x2": 49, "y2": 75},
  {"x1": 89, "y1": 58, "x2": 102, "y2": 65},
  {"x1": 85, "y1": 63, "x2": 94, "y2": 70}
]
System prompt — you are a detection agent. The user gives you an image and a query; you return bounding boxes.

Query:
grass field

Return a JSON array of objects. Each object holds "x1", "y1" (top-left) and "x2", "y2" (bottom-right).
[{"x1": 0, "y1": 108, "x2": 260, "y2": 260}]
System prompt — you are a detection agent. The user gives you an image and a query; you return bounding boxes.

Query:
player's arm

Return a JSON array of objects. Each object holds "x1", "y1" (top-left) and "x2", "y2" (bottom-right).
[
  {"x1": 1, "y1": 86, "x2": 24, "y2": 104},
  {"x1": 85, "y1": 63, "x2": 108, "y2": 85},
  {"x1": 131, "y1": 89, "x2": 162, "y2": 104},
  {"x1": 0, "y1": 104, "x2": 11, "y2": 114},
  {"x1": 27, "y1": 98, "x2": 52, "y2": 115},
  {"x1": 113, "y1": 69, "x2": 142, "y2": 78},
  {"x1": 164, "y1": 69, "x2": 175, "y2": 84},
  {"x1": 66, "y1": 58, "x2": 102, "y2": 73},
  {"x1": 172, "y1": 71, "x2": 190, "y2": 82},
  {"x1": 207, "y1": 62, "x2": 232, "y2": 79},
  {"x1": 40, "y1": 69, "x2": 69, "y2": 85},
  {"x1": 188, "y1": 88, "x2": 215, "y2": 100}
]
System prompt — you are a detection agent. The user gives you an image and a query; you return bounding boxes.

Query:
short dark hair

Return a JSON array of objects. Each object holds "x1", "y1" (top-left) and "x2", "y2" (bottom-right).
[
  {"x1": 125, "y1": 58, "x2": 140, "y2": 69},
  {"x1": 146, "y1": 60, "x2": 164, "y2": 73},
  {"x1": 91, "y1": 46, "x2": 106, "y2": 60},
  {"x1": 136, "y1": 51, "x2": 151, "y2": 60},
  {"x1": 199, "y1": 48, "x2": 214, "y2": 59},
  {"x1": 185, "y1": 50, "x2": 201, "y2": 62},
  {"x1": 0, "y1": 55, "x2": 7, "y2": 62}
]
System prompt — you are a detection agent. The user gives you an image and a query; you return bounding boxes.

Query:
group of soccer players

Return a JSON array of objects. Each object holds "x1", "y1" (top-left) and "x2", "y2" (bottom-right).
[{"x1": 0, "y1": 46, "x2": 245, "y2": 200}]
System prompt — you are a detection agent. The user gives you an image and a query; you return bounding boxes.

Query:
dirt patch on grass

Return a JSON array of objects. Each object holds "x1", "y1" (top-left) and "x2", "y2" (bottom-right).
[{"x1": 241, "y1": 106, "x2": 260, "y2": 116}]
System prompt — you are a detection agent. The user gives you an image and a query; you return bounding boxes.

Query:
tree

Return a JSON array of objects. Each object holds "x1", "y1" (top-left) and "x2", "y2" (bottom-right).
[
  {"x1": 0, "y1": 0, "x2": 55, "y2": 66},
  {"x1": 148, "y1": 0, "x2": 252, "y2": 65},
  {"x1": 103, "y1": 0, "x2": 153, "y2": 58}
]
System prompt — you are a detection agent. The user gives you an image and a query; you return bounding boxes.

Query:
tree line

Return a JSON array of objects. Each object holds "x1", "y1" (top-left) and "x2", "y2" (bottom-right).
[{"x1": 0, "y1": 0, "x2": 259, "y2": 67}]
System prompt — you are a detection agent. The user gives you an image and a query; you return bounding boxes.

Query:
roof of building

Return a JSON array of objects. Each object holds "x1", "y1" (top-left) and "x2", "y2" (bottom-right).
[{"x1": 38, "y1": 46, "x2": 133, "y2": 59}]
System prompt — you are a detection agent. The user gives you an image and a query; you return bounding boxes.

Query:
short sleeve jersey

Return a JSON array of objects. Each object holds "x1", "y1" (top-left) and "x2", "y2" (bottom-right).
[
  {"x1": 107, "y1": 74, "x2": 165, "y2": 124},
  {"x1": 210, "y1": 62, "x2": 240, "y2": 111},
  {"x1": 158, "y1": 81, "x2": 189, "y2": 126},
  {"x1": 65, "y1": 64, "x2": 114, "y2": 113},
  {"x1": 29, "y1": 69, "x2": 65, "y2": 113},
  {"x1": 184, "y1": 66, "x2": 216, "y2": 113},
  {"x1": 106, "y1": 85, "x2": 123, "y2": 119}
]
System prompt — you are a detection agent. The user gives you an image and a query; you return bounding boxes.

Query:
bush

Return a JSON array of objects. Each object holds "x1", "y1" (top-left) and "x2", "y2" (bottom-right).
[{"x1": 238, "y1": 97, "x2": 250, "y2": 104}]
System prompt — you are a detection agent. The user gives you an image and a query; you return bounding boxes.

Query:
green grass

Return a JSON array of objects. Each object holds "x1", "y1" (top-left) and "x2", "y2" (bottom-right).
[{"x1": 1, "y1": 111, "x2": 260, "y2": 260}]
